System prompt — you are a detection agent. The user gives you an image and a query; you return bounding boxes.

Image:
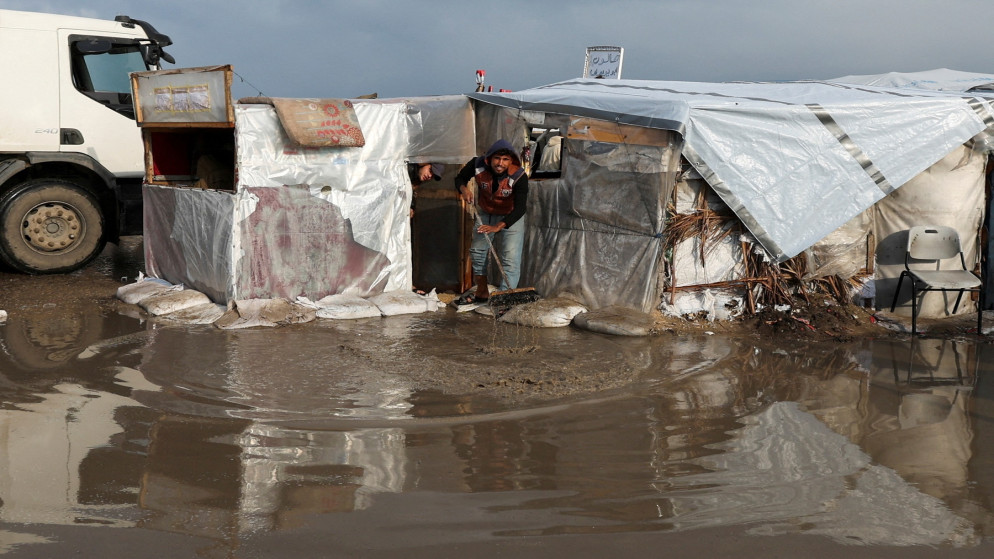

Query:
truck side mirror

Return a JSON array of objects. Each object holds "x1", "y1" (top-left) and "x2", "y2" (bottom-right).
[{"x1": 139, "y1": 43, "x2": 175, "y2": 67}]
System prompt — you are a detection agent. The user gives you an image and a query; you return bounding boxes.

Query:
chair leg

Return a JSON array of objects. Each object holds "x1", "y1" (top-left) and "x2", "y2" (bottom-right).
[
  {"x1": 952, "y1": 290, "x2": 964, "y2": 314},
  {"x1": 911, "y1": 284, "x2": 918, "y2": 336},
  {"x1": 979, "y1": 289, "x2": 985, "y2": 336},
  {"x1": 891, "y1": 271, "x2": 908, "y2": 312}
]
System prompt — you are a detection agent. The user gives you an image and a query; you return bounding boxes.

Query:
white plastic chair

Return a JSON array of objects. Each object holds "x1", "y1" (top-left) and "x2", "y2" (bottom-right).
[{"x1": 889, "y1": 225, "x2": 983, "y2": 336}]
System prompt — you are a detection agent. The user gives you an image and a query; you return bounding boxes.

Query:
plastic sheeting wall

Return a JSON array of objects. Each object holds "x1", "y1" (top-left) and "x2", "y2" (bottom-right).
[
  {"x1": 236, "y1": 103, "x2": 413, "y2": 296},
  {"x1": 144, "y1": 185, "x2": 234, "y2": 302},
  {"x1": 804, "y1": 209, "x2": 872, "y2": 281},
  {"x1": 144, "y1": 97, "x2": 476, "y2": 302},
  {"x1": 523, "y1": 134, "x2": 680, "y2": 312}
]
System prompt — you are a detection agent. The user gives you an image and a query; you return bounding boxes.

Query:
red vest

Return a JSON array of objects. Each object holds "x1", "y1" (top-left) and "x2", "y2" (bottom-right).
[{"x1": 475, "y1": 165, "x2": 524, "y2": 216}]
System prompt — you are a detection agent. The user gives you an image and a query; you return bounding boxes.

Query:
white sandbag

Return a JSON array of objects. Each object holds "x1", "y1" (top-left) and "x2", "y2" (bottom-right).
[
  {"x1": 0, "y1": 310, "x2": 7, "y2": 324},
  {"x1": 499, "y1": 297, "x2": 588, "y2": 327},
  {"x1": 311, "y1": 293, "x2": 381, "y2": 320},
  {"x1": 572, "y1": 306, "x2": 657, "y2": 336},
  {"x1": 140, "y1": 289, "x2": 213, "y2": 316},
  {"x1": 368, "y1": 289, "x2": 441, "y2": 316},
  {"x1": 116, "y1": 276, "x2": 180, "y2": 305},
  {"x1": 214, "y1": 298, "x2": 316, "y2": 329},
  {"x1": 157, "y1": 302, "x2": 227, "y2": 325}
]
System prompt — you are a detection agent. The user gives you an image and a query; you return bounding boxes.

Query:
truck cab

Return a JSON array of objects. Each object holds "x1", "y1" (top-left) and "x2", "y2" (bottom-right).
[{"x1": 0, "y1": 9, "x2": 172, "y2": 273}]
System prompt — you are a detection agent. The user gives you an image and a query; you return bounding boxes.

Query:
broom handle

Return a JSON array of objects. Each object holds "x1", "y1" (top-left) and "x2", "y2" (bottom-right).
[{"x1": 470, "y1": 204, "x2": 511, "y2": 288}]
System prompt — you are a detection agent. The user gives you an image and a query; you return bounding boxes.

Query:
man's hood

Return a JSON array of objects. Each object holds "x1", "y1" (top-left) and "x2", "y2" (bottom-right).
[{"x1": 480, "y1": 139, "x2": 521, "y2": 168}]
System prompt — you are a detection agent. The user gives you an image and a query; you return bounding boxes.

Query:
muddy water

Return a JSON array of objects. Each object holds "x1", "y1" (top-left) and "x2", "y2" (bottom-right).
[{"x1": 3, "y1": 241, "x2": 994, "y2": 558}]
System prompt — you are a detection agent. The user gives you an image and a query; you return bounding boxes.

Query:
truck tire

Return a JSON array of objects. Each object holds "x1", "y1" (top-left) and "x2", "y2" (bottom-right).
[{"x1": 0, "y1": 179, "x2": 106, "y2": 274}]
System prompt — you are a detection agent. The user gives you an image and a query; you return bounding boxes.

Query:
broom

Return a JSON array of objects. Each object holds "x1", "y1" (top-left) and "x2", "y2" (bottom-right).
[{"x1": 470, "y1": 204, "x2": 540, "y2": 316}]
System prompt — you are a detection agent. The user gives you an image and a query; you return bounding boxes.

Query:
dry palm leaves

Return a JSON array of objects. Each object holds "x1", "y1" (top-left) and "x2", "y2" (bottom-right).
[{"x1": 664, "y1": 204, "x2": 869, "y2": 314}]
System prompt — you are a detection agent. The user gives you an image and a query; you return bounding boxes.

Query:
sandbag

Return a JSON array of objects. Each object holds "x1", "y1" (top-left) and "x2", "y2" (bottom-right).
[
  {"x1": 140, "y1": 289, "x2": 213, "y2": 316},
  {"x1": 214, "y1": 298, "x2": 316, "y2": 329},
  {"x1": 498, "y1": 297, "x2": 588, "y2": 327},
  {"x1": 116, "y1": 276, "x2": 180, "y2": 305},
  {"x1": 368, "y1": 289, "x2": 441, "y2": 316},
  {"x1": 157, "y1": 302, "x2": 227, "y2": 325},
  {"x1": 572, "y1": 306, "x2": 657, "y2": 336},
  {"x1": 312, "y1": 293, "x2": 381, "y2": 320}
]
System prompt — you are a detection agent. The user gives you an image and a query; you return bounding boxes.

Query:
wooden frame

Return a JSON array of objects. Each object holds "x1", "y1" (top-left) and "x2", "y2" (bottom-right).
[{"x1": 131, "y1": 65, "x2": 235, "y2": 128}]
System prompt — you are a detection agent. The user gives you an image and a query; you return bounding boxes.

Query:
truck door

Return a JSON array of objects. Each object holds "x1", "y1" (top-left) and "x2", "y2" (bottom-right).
[{"x1": 58, "y1": 30, "x2": 148, "y2": 178}]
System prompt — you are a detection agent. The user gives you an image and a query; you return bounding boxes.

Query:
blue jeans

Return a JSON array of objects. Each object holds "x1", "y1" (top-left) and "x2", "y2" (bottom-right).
[{"x1": 470, "y1": 209, "x2": 524, "y2": 291}]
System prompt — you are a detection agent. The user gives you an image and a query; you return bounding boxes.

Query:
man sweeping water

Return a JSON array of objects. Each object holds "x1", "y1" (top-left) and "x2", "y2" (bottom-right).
[{"x1": 454, "y1": 139, "x2": 531, "y2": 306}]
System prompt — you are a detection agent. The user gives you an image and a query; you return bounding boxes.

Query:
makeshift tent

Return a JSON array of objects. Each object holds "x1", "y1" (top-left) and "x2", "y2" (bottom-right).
[
  {"x1": 469, "y1": 78, "x2": 993, "y2": 315},
  {"x1": 134, "y1": 66, "x2": 476, "y2": 303}
]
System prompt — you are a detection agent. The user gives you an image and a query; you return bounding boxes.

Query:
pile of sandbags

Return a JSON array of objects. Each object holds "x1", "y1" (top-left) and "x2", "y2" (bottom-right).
[{"x1": 116, "y1": 274, "x2": 225, "y2": 324}]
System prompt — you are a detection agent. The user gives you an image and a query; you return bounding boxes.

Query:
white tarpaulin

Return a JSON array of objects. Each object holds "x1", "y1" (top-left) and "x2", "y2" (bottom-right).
[
  {"x1": 829, "y1": 68, "x2": 994, "y2": 92},
  {"x1": 470, "y1": 79, "x2": 994, "y2": 263}
]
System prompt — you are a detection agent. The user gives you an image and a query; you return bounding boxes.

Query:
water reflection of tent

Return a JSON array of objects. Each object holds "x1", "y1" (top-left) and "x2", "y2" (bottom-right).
[
  {"x1": 469, "y1": 74, "x2": 994, "y2": 316},
  {"x1": 664, "y1": 401, "x2": 976, "y2": 546}
]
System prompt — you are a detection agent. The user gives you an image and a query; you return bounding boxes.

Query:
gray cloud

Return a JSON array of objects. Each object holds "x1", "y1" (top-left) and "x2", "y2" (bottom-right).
[{"x1": 5, "y1": 0, "x2": 993, "y2": 99}]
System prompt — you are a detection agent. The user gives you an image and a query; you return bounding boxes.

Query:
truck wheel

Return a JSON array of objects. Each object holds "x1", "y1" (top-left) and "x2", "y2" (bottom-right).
[{"x1": 0, "y1": 179, "x2": 106, "y2": 274}]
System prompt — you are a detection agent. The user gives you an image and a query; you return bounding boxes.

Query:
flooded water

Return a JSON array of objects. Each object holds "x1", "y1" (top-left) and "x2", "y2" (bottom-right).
[{"x1": 3, "y1": 241, "x2": 994, "y2": 558}]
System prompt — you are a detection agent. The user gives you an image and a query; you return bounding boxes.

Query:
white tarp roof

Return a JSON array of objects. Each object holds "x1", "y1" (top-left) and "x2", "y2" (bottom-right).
[
  {"x1": 470, "y1": 78, "x2": 994, "y2": 262},
  {"x1": 829, "y1": 68, "x2": 994, "y2": 92}
]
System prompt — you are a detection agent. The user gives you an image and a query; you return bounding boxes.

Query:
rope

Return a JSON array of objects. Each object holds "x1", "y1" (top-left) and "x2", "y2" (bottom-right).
[{"x1": 233, "y1": 71, "x2": 266, "y2": 97}]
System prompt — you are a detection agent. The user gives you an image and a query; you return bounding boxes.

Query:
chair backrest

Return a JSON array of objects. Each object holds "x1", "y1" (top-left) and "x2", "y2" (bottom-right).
[{"x1": 907, "y1": 225, "x2": 962, "y2": 261}]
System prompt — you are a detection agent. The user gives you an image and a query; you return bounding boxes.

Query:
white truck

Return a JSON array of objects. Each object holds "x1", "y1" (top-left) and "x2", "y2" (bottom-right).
[{"x1": 0, "y1": 9, "x2": 173, "y2": 273}]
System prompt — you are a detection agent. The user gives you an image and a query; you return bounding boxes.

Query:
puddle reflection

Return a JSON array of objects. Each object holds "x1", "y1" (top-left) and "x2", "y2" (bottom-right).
[{"x1": 3, "y1": 313, "x2": 994, "y2": 551}]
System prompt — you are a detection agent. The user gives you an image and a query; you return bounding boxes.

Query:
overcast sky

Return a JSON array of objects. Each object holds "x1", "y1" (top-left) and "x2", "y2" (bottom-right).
[{"x1": 7, "y1": 0, "x2": 994, "y2": 100}]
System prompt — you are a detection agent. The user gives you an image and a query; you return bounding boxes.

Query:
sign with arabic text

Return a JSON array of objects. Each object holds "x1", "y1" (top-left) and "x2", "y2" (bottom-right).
[{"x1": 583, "y1": 46, "x2": 624, "y2": 79}]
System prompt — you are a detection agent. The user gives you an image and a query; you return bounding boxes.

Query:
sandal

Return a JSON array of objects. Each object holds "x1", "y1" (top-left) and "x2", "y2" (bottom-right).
[{"x1": 455, "y1": 290, "x2": 487, "y2": 305}]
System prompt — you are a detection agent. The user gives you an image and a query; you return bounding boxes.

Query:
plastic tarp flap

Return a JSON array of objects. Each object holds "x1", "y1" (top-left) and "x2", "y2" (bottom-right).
[
  {"x1": 684, "y1": 96, "x2": 983, "y2": 262},
  {"x1": 143, "y1": 184, "x2": 234, "y2": 303},
  {"x1": 471, "y1": 79, "x2": 991, "y2": 262},
  {"x1": 873, "y1": 144, "x2": 985, "y2": 318}
]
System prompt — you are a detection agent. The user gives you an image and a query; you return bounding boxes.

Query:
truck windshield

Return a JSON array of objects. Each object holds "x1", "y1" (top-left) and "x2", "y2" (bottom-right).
[{"x1": 71, "y1": 39, "x2": 148, "y2": 119}]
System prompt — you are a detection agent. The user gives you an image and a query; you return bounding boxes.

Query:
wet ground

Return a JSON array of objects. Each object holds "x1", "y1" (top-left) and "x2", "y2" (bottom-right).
[{"x1": 3, "y1": 238, "x2": 994, "y2": 558}]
